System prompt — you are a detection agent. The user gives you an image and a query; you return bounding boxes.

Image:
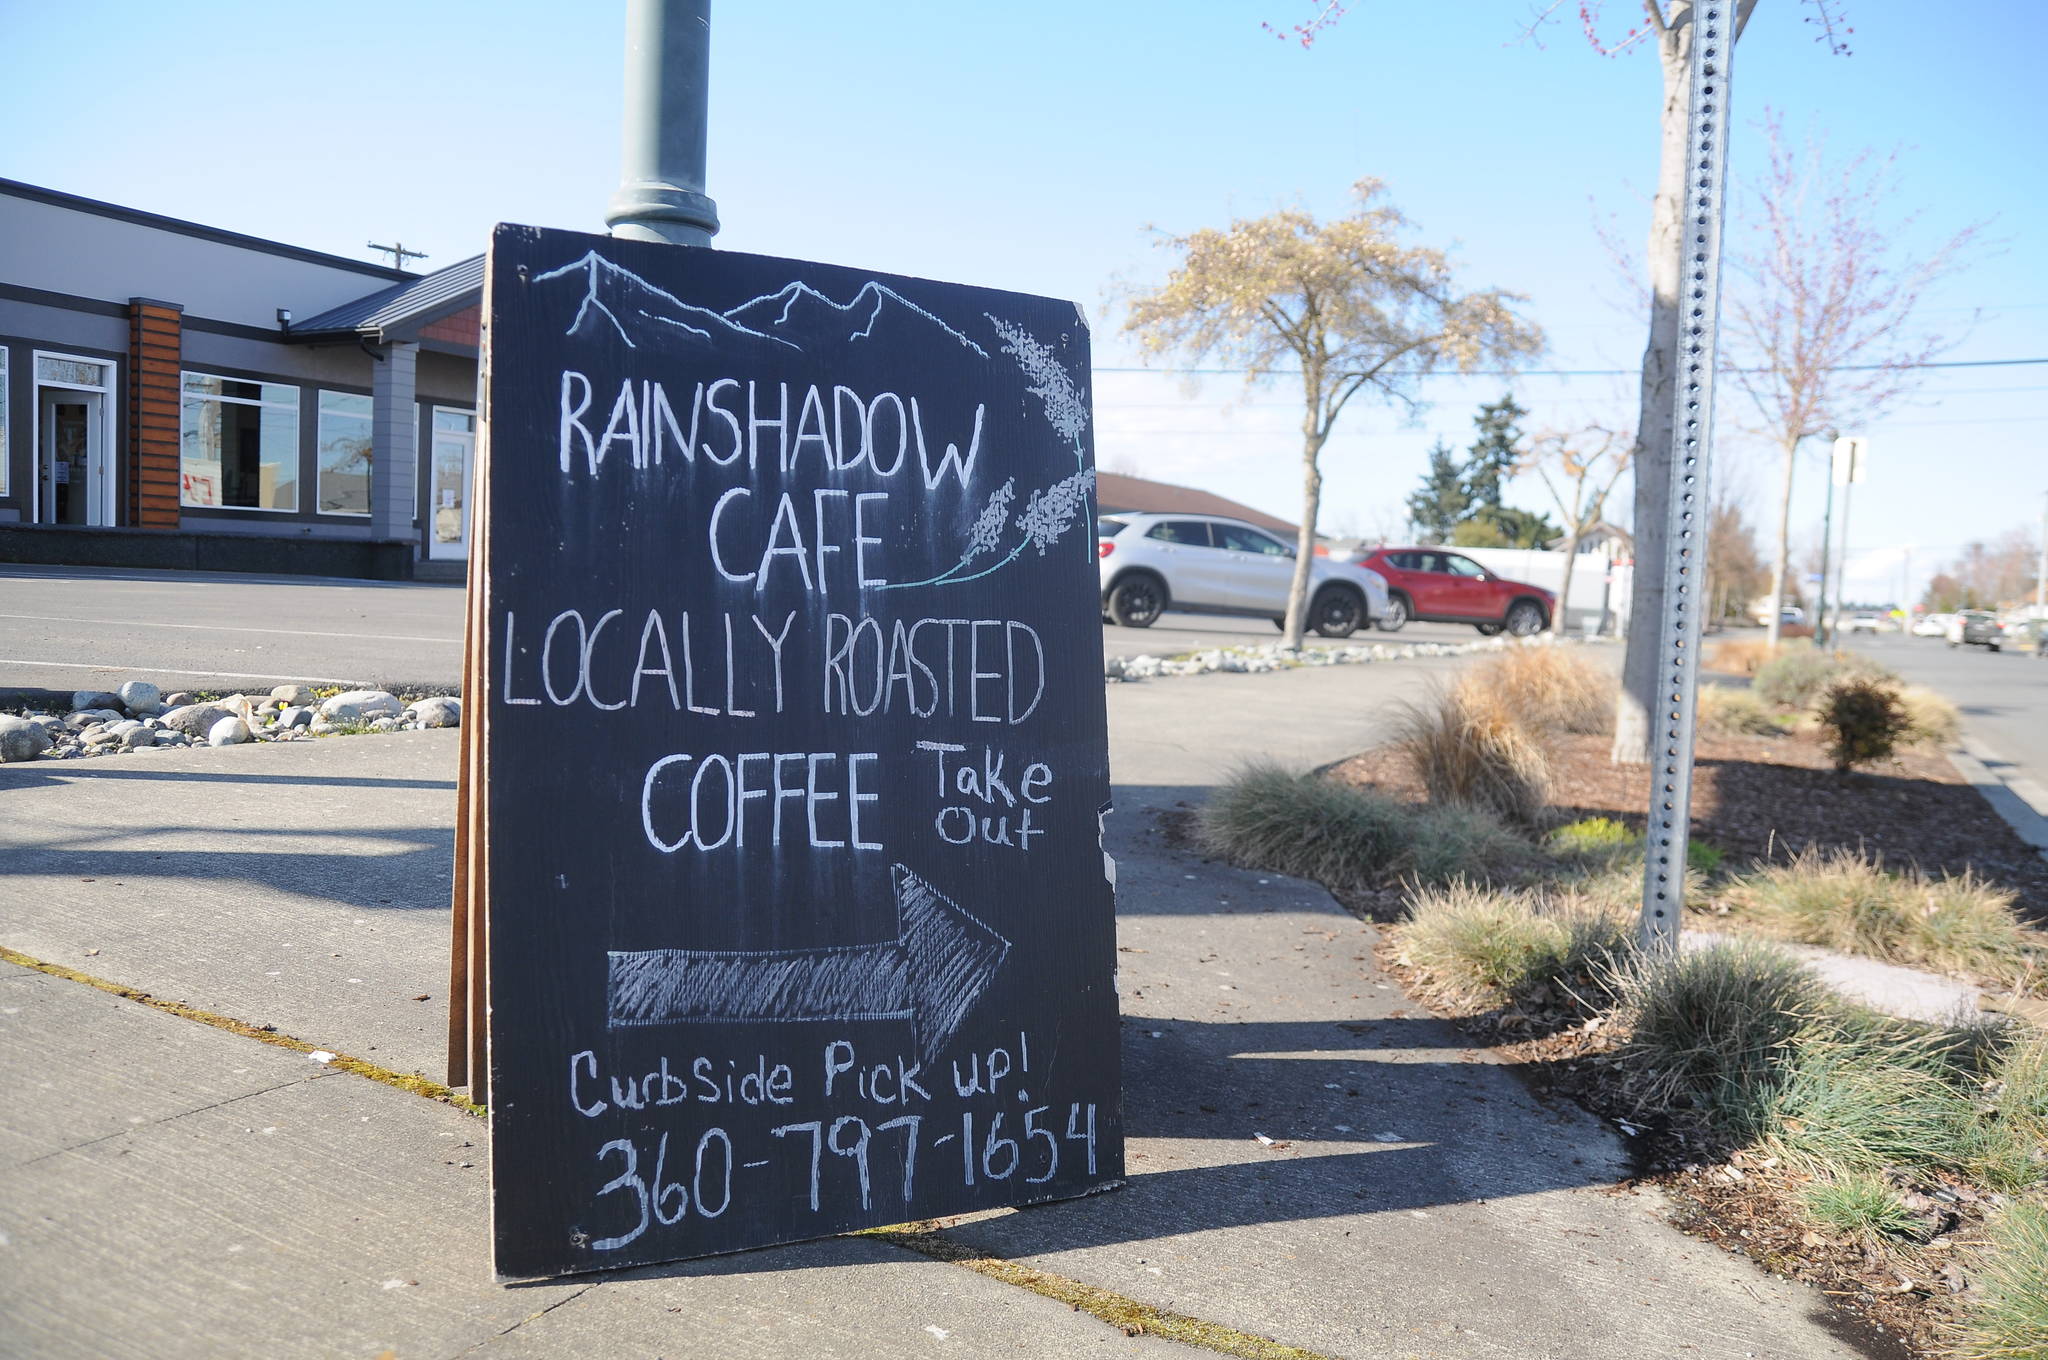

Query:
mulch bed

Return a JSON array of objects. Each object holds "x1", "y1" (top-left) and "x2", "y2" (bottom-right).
[
  {"x1": 1328, "y1": 726, "x2": 2048, "y2": 927},
  {"x1": 1312, "y1": 723, "x2": 2048, "y2": 1358}
]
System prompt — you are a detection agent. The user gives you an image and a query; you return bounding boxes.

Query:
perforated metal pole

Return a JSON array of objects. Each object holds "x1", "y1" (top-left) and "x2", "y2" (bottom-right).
[
  {"x1": 607, "y1": 0, "x2": 720, "y2": 246},
  {"x1": 1641, "y1": 3, "x2": 1732, "y2": 954}
]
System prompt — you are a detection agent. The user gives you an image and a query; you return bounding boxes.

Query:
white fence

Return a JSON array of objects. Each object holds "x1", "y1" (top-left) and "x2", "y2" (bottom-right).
[{"x1": 1454, "y1": 546, "x2": 1632, "y2": 637}]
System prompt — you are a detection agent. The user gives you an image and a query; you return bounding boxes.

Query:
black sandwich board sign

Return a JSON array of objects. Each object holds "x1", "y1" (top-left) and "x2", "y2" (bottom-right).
[{"x1": 463, "y1": 224, "x2": 1122, "y2": 1279}]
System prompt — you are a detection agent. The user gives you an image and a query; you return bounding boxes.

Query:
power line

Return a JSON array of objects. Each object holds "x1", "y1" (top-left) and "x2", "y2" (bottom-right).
[{"x1": 1094, "y1": 356, "x2": 2048, "y2": 379}]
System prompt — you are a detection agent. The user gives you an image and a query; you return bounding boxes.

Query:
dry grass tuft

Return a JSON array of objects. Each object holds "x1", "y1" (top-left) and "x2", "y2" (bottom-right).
[
  {"x1": 1696, "y1": 684, "x2": 1783, "y2": 738},
  {"x1": 1713, "y1": 846, "x2": 2046, "y2": 987},
  {"x1": 1466, "y1": 645, "x2": 1614, "y2": 736},
  {"x1": 1395, "y1": 682, "x2": 1553, "y2": 827},
  {"x1": 1897, "y1": 684, "x2": 1961, "y2": 748},
  {"x1": 1706, "y1": 637, "x2": 1778, "y2": 676}
]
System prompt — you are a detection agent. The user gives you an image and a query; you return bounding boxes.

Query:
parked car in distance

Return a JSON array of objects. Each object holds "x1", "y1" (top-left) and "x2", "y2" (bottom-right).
[
  {"x1": 1948, "y1": 610, "x2": 2004, "y2": 651},
  {"x1": 1912, "y1": 613, "x2": 1954, "y2": 638},
  {"x1": 1096, "y1": 513, "x2": 1389, "y2": 637},
  {"x1": 1355, "y1": 547, "x2": 1556, "y2": 636},
  {"x1": 1752, "y1": 603, "x2": 1806, "y2": 627},
  {"x1": 2003, "y1": 617, "x2": 2048, "y2": 657},
  {"x1": 1846, "y1": 611, "x2": 1886, "y2": 634}
]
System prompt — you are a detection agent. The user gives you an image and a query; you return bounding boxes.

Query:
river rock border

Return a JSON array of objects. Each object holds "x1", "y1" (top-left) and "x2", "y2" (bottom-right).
[
  {"x1": 0, "y1": 682, "x2": 461, "y2": 764},
  {"x1": 1104, "y1": 632, "x2": 1600, "y2": 682}
]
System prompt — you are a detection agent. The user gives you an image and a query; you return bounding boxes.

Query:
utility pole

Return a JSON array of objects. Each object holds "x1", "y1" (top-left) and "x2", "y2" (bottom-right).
[
  {"x1": 607, "y1": 0, "x2": 719, "y2": 247},
  {"x1": 2037, "y1": 490, "x2": 2046, "y2": 613},
  {"x1": 1828, "y1": 436, "x2": 1867, "y2": 645},
  {"x1": 367, "y1": 241, "x2": 429, "y2": 270},
  {"x1": 1815, "y1": 437, "x2": 1837, "y2": 647}
]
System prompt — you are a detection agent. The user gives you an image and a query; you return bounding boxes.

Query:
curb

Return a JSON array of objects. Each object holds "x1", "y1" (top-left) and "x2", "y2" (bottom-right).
[{"x1": 1946, "y1": 732, "x2": 2048, "y2": 864}]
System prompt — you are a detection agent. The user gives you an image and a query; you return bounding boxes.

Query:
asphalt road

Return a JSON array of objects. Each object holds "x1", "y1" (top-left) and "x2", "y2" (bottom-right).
[
  {"x1": 1839, "y1": 629, "x2": 2048, "y2": 815},
  {"x1": 0, "y1": 565, "x2": 1489, "y2": 697}
]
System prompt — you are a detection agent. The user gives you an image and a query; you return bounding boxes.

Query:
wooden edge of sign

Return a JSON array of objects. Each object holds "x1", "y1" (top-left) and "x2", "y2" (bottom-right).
[
  {"x1": 445, "y1": 527, "x2": 480, "y2": 1088},
  {"x1": 466, "y1": 301, "x2": 495, "y2": 1110}
]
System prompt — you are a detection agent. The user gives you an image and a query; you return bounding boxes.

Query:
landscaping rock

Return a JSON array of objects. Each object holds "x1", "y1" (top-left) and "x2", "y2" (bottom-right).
[
  {"x1": 156, "y1": 731, "x2": 191, "y2": 748},
  {"x1": 27, "y1": 715, "x2": 66, "y2": 740},
  {"x1": 368, "y1": 717, "x2": 401, "y2": 733},
  {"x1": 319, "y1": 689, "x2": 402, "y2": 722},
  {"x1": 159, "y1": 703, "x2": 234, "y2": 738},
  {"x1": 270, "y1": 684, "x2": 317, "y2": 706},
  {"x1": 207, "y1": 716, "x2": 251, "y2": 747},
  {"x1": 120, "y1": 726, "x2": 157, "y2": 750},
  {"x1": 66, "y1": 709, "x2": 123, "y2": 729},
  {"x1": 117, "y1": 681, "x2": 164, "y2": 715},
  {"x1": 407, "y1": 696, "x2": 461, "y2": 728},
  {"x1": 163, "y1": 691, "x2": 194, "y2": 708},
  {"x1": 0, "y1": 715, "x2": 52, "y2": 762},
  {"x1": 72, "y1": 689, "x2": 123, "y2": 714},
  {"x1": 277, "y1": 707, "x2": 314, "y2": 730}
]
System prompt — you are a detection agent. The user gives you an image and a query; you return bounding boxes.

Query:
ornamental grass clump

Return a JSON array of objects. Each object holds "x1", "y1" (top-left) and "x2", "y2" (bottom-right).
[
  {"x1": 1947, "y1": 1200, "x2": 2048, "y2": 1360},
  {"x1": 1695, "y1": 683, "x2": 1783, "y2": 738},
  {"x1": 1896, "y1": 683, "x2": 1961, "y2": 748},
  {"x1": 1717, "y1": 847, "x2": 2041, "y2": 985},
  {"x1": 1800, "y1": 1172, "x2": 1920, "y2": 1242},
  {"x1": 1466, "y1": 644, "x2": 1614, "y2": 736},
  {"x1": 1197, "y1": 761, "x2": 1530, "y2": 891},
  {"x1": 1611, "y1": 938, "x2": 1834, "y2": 1139},
  {"x1": 1397, "y1": 880, "x2": 1632, "y2": 1016},
  {"x1": 1395, "y1": 682, "x2": 1552, "y2": 827},
  {"x1": 1752, "y1": 646, "x2": 1842, "y2": 710}
]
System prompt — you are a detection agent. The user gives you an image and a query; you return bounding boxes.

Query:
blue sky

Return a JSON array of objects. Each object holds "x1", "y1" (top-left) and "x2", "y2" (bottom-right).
[{"x1": 3, "y1": 1, "x2": 2039, "y2": 603}]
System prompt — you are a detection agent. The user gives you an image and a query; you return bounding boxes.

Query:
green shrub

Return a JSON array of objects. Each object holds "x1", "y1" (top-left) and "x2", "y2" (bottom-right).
[
  {"x1": 1547, "y1": 816, "x2": 1637, "y2": 858},
  {"x1": 1398, "y1": 881, "x2": 1633, "y2": 1014},
  {"x1": 1395, "y1": 682, "x2": 1553, "y2": 827},
  {"x1": 1548, "y1": 818, "x2": 1725, "y2": 876},
  {"x1": 1764, "y1": 1028, "x2": 1981, "y2": 1179},
  {"x1": 1613, "y1": 939, "x2": 1835, "y2": 1138},
  {"x1": 1948, "y1": 1200, "x2": 2048, "y2": 1360},
  {"x1": 1800, "y1": 1173, "x2": 1919, "y2": 1241},
  {"x1": 1197, "y1": 761, "x2": 1529, "y2": 890},
  {"x1": 1816, "y1": 676, "x2": 1912, "y2": 771},
  {"x1": 1717, "y1": 847, "x2": 2040, "y2": 984}
]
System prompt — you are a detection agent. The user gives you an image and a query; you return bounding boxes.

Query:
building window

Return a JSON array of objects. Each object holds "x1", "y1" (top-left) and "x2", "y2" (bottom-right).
[
  {"x1": 180, "y1": 372, "x2": 299, "y2": 511},
  {"x1": 316, "y1": 391, "x2": 373, "y2": 516},
  {"x1": 0, "y1": 349, "x2": 9, "y2": 497}
]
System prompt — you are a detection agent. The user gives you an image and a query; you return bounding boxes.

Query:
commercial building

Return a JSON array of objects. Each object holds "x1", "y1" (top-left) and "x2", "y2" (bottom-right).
[{"x1": 0, "y1": 179, "x2": 484, "y2": 579}]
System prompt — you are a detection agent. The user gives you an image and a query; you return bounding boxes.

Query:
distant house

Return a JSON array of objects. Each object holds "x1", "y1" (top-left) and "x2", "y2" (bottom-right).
[
  {"x1": 1547, "y1": 520, "x2": 1634, "y2": 560},
  {"x1": 1, "y1": 178, "x2": 483, "y2": 579},
  {"x1": 1095, "y1": 471, "x2": 1296, "y2": 539}
]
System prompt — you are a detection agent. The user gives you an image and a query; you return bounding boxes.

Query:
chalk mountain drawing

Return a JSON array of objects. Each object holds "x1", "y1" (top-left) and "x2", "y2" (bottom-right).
[
  {"x1": 605, "y1": 865, "x2": 1010, "y2": 1067},
  {"x1": 534, "y1": 253, "x2": 987, "y2": 359},
  {"x1": 723, "y1": 280, "x2": 989, "y2": 358}
]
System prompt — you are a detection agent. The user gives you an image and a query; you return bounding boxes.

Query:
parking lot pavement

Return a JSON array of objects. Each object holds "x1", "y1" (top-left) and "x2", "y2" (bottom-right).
[
  {"x1": 0, "y1": 564, "x2": 468, "y2": 695},
  {"x1": 0, "y1": 566, "x2": 1503, "y2": 697}
]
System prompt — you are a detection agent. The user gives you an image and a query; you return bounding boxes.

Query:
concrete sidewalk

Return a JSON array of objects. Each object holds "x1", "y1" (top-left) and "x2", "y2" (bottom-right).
[{"x1": 1, "y1": 662, "x2": 1867, "y2": 1359}]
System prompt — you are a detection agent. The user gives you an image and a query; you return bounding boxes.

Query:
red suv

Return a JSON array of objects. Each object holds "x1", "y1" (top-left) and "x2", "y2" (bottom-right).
[{"x1": 1357, "y1": 548, "x2": 1554, "y2": 636}]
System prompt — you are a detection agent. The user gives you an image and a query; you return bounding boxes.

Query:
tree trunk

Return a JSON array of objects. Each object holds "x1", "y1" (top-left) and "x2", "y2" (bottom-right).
[
  {"x1": 1611, "y1": 20, "x2": 1692, "y2": 764},
  {"x1": 1283, "y1": 435, "x2": 1326, "y2": 650},
  {"x1": 1556, "y1": 532, "x2": 1581, "y2": 636},
  {"x1": 1765, "y1": 435, "x2": 1798, "y2": 648}
]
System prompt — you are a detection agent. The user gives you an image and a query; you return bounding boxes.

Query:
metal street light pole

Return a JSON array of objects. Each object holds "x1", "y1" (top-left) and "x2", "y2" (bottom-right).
[{"x1": 607, "y1": 0, "x2": 720, "y2": 247}]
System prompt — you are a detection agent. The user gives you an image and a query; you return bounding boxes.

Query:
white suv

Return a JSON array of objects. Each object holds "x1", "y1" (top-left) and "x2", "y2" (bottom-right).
[{"x1": 1097, "y1": 512, "x2": 1390, "y2": 637}]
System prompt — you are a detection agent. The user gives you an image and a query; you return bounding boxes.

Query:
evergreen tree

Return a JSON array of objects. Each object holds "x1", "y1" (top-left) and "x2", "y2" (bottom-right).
[
  {"x1": 1460, "y1": 393, "x2": 1528, "y2": 511},
  {"x1": 1405, "y1": 439, "x2": 1469, "y2": 543}
]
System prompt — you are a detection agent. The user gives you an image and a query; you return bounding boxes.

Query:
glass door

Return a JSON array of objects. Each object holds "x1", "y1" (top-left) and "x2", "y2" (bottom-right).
[
  {"x1": 427, "y1": 407, "x2": 475, "y2": 559},
  {"x1": 34, "y1": 353, "x2": 115, "y2": 526}
]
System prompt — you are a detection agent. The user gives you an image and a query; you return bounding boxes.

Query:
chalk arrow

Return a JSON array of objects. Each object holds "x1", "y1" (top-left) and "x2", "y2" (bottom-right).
[{"x1": 606, "y1": 865, "x2": 1010, "y2": 1066}]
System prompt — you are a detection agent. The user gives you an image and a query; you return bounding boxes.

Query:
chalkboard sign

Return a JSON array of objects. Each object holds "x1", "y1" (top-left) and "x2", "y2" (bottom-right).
[{"x1": 472, "y1": 225, "x2": 1121, "y2": 1279}]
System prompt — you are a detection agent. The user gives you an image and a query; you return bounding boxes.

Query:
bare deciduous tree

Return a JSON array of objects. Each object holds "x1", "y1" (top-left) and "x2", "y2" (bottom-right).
[
  {"x1": 1727, "y1": 112, "x2": 1984, "y2": 649},
  {"x1": 1123, "y1": 180, "x2": 1542, "y2": 648},
  {"x1": 1523, "y1": 424, "x2": 1632, "y2": 632}
]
